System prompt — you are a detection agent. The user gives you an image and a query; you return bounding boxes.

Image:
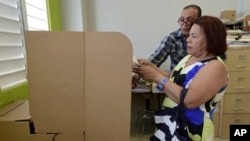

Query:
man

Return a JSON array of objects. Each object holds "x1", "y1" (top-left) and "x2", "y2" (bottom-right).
[
  {"x1": 149, "y1": 4, "x2": 202, "y2": 71},
  {"x1": 132, "y1": 4, "x2": 202, "y2": 88}
]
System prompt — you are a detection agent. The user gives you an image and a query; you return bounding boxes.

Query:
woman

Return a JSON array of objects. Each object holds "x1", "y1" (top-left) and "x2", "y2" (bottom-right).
[
  {"x1": 132, "y1": 4, "x2": 202, "y2": 89},
  {"x1": 133, "y1": 16, "x2": 229, "y2": 141}
]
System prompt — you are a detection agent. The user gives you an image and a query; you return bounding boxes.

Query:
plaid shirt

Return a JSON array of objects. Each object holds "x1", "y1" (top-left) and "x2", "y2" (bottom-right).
[{"x1": 148, "y1": 29, "x2": 187, "y2": 71}]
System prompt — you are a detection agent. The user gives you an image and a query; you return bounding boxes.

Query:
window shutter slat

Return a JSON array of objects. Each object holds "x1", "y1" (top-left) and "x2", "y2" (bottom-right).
[
  {"x1": 0, "y1": 58, "x2": 25, "y2": 75},
  {"x1": 0, "y1": 0, "x2": 26, "y2": 90},
  {"x1": 0, "y1": 69, "x2": 26, "y2": 90},
  {"x1": 0, "y1": 2, "x2": 19, "y2": 20},
  {"x1": 0, "y1": 17, "x2": 21, "y2": 33},
  {"x1": 0, "y1": 46, "x2": 24, "y2": 60}
]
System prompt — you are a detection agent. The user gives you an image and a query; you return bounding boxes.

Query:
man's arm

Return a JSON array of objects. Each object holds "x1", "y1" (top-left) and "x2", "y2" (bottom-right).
[{"x1": 148, "y1": 36, "x2": 170, "y2": 67}]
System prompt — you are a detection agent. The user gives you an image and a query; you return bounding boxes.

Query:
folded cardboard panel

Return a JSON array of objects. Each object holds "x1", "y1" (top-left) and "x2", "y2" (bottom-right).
[
  {"x1": 0, "y1": 121, "x2": 32, "y2": 141},
  {"x1": 26, "y1": 31, "x2": 85, "y2": 134},
  {"x1": 55, "y1": 134, "x2": 84, "y2": 141},
  {"x1": 0, "y1": 100, "x2": 54, "y2": 141},
  {"x1": 84, "y1": 32, "x2": 132, "y2": 141},
  {"x1": 0, "y1": 121, "x2": 54, "y2": 141},
  {"x1": 0, "y1": 100, "x2": 30, "y2": 141},
  {"x1": 25, "y1": 31, "x2": 132, "y2": 140},
  {"x1": 0, "y1": 100, "x2": 30, "y2": 121}
]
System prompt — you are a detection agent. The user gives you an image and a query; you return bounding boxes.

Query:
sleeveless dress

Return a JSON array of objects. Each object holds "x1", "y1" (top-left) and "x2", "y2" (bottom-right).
[{"x1": 162, "y1": 55, "x2": 228, "y2": 141}]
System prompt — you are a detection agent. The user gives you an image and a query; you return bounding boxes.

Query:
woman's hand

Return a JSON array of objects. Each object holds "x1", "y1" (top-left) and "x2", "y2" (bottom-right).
[
  {"x1": 133, "y1": 63, "x2": 163, "y2": 83},
  {"x1": 132, "y1": 73, "x2": 140, "y2": 89},
  {"x1": 132, "y1": 58, "x2": 168, "y2": 84},
  {"x1": 132, "y1": 59, "x2": 153, "y2": 88}
]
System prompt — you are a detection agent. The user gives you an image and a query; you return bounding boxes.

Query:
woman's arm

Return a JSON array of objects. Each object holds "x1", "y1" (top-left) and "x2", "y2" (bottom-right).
[
  {"x1": 134, "y1": 60, "x2": 228, "y2": 109},
  {"x1": 163, "y1": 60, "x2": 228, "y2": 108}
]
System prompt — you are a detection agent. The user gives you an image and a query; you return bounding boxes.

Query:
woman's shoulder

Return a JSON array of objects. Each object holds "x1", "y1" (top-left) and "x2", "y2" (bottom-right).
[
  {"x1": 207, "y1": 57, "x2": 227, "y2": 69},
  {"x1": 200, "y1": 58, "x2": 228, "y2": 82}
]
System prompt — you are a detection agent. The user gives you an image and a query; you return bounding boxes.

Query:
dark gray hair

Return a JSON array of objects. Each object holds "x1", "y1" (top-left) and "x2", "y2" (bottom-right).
[{"x1": 183, "y1": 4, "x2": 202, "y2": 18}]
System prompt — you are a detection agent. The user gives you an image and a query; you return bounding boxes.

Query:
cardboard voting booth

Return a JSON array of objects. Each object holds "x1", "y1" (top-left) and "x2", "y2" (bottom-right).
[
  {"x1": 0, "y1": 31, "x2": 133, "y2": 141},
  {"x1": 0, "y1": 100, "x2": 55, "y2": 141}
]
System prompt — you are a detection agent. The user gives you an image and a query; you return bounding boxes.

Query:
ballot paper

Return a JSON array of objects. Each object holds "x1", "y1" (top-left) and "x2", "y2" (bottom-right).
[{"x1": 132, "y1": 55, "x2": 141, "y2": 68}]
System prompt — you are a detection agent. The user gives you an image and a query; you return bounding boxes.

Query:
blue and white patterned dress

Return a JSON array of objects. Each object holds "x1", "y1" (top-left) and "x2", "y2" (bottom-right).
[{"x1": 162, "y1": 55, "x2": 228, "y2": 141}]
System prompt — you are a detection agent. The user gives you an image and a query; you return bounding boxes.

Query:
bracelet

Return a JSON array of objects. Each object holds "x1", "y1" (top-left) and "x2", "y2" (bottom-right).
[{"x1": 156, "y1": 77, "x2": 168, "y2": 91}]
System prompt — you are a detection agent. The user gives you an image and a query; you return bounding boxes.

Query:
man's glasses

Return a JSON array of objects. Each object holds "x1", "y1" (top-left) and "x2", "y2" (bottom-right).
[{"x1": 178, "y1": 18, "x2": 194, "y2": 25}]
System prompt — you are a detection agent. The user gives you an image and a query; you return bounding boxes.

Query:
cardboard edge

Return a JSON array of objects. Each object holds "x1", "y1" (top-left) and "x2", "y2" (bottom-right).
[{"x1": 0, "y1": 100, "x2": 25, "y2": 116}]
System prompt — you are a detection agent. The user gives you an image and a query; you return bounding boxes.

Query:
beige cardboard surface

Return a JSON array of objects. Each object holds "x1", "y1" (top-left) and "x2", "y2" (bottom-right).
[
  {"x1": 0, "y1": 101, "x2": 30, "y2": 141},
  {"x1": 29, "y1": 134, "x2": 55, "y2": 141},
  {"x1": 0, "y1": 121, "x2": 32, "y2": 141},
  {"x1": 26, "y1": 31, "x2": 132, "y2": 141},
  {"x1": 26, "y1": 31, "x2": 85, "y2": 134},
  {"x1": 0, "y1": 121, "x2": 54, "y2": 141},
  {"x1": 84, "y1": 32, "x2": 132, "y2": 141},
  {"x1": 0, "y1": 100, "x2": 54, "y2": 141},
  {"x1": 0, "y1": 100, "x2": 30, "y2": 121},
  {"x1": 55, "y1": 134, "x2": 84, "y2": 141},
  {"x1": 0, "y1": 100, "x2": 24, "y2": 116}
]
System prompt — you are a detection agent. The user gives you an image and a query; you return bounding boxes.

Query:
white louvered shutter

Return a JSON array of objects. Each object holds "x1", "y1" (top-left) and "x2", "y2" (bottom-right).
[{"x1": 0, "y1": 0, "x2": 26, "y2": 90}]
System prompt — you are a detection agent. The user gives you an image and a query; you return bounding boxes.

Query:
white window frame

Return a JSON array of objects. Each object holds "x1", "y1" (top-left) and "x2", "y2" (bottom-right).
[
  {"x1": 0, "y1": 0, "x2": 48, "y2": 91},
  {"x1": 21, "y1": 0, "x2": 48, "y2": 31}
]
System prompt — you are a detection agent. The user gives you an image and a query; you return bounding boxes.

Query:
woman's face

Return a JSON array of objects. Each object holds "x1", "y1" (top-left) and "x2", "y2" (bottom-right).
[{"x1": 186, "y1": 24, "x2": 207, "y2": 57}]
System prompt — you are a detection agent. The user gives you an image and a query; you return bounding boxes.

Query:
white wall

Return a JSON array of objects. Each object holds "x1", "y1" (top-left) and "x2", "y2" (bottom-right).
[
  {"x1": 60, "y1": 0, "x2": 250, "y2": 69},
  {"x1": 60, "y1": 0, "x2": 86, "y2": 31}
]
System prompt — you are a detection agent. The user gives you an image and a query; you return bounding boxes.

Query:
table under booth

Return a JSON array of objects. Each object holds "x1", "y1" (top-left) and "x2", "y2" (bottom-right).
[
  {"x1": 131, "y1": 81, "x2": 165, "y2": 134},
  {"x1": 0, "y1": 32, "x2": 133, "y2": 141}
]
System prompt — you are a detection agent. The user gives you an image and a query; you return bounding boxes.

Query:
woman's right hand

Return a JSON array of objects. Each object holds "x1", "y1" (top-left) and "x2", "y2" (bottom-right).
[{"x1": 132, "y1": 73, "x2": 140, "y2": 89}]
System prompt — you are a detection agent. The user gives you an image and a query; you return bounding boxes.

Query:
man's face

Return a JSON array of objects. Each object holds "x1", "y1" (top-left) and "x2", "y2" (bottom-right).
[{"x1": 178, "y1": 8, "x2": 199, "y2": 37}]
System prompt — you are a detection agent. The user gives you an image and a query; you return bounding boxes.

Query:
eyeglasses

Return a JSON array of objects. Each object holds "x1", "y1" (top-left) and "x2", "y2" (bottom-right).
[{"x1": 178, "y1": 18, "x2": 194, "y2": 25}]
